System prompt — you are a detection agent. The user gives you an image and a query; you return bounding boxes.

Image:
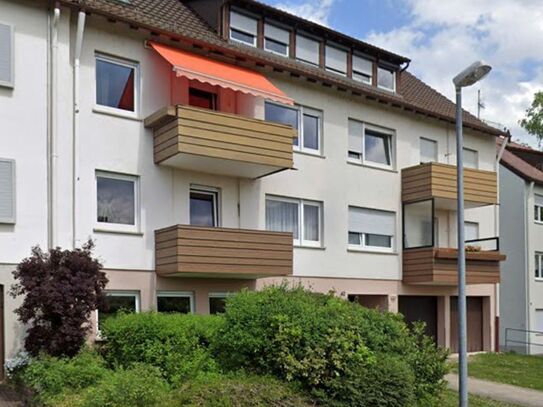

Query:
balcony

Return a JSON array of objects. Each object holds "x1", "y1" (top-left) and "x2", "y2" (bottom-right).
[
  {"x1": 403, "y1": 238, "x2": 505, "y2": 285},
  {"x1": 155, "y1": 225, "x2": 293, "y2": 278},
  {"x1": 144, "y1": 105, "x2": 296, "y2": 178},
  {"x1": 402, "y1": 162, "x2": 497, "y2": 208}
]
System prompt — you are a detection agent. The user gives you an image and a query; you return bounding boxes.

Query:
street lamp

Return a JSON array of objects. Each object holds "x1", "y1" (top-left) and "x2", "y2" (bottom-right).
[{"x1": 453, "y1": 61, "x2": 492, "y2": 407}]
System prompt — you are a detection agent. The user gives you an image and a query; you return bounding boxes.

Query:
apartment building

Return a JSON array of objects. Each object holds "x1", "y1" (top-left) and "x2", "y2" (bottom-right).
[
  {"x1": 499, "y1": 140, "x2": 543, "y2": 354},
  {"x1": 0, "y1": 0, "x2": 505, "y2": 368}
]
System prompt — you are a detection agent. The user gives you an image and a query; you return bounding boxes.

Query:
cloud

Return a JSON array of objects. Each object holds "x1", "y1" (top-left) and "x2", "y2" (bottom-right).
[
  {"x1": 274, "y1": 0, "x2": 336, "y2": 26},
  {"x1": 366, "y1": 0, "x2": 543, "y2": 145}
]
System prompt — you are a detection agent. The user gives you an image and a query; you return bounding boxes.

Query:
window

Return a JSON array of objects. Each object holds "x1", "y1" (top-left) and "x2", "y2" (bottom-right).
[
  {"x1": 352, "y1": 55, "x2": 373, "y2": 84},
  {"x1": 377, "y1": 65, "x2": 396, "y2": 91},
  {"x1": 0, "y1": 23, "x2": 14, "y2": 87},
  {"x1": 0, "y1": 159, "x2": 15, "y2": 224},
  {"x1": 325, "y1": 44, "x2": 347, "y2": 76},
  {"x1": 348, "y1": 206, "x2": 395, "y2": 252},
  {"x1": 265, "y1": 102, "x2": 322, "y2": 154},
  {"x1": 266, "y1": 196, "x2": 322, "y2": 247},
  {"x1": 189, "y1": 88, "x2": 217, "y2": 110},
  {"x1": 536, "y1": 310, "x2": 543, "y2": 332},
  {"x1": 534, "y1": 195, "x2": 543, "y2": 223},
  {"x1": 97, "y1": 291, "x2": 139, "y2": 331},
  {"x1": 295, "y1": 34, "x2": 319, "y2": 66},
  {"x1": 403, "y1": 200, "x2": 433, "y2": 249},
  {"x1": 209, "y1": 293, "x2": 228, "y2": 314},
  {"x1": 463, "y1": 148, "x2": 478, "y2": 169},
  {"x1": 264, "y1": 23, "x2": 289, "y2": 56},
  {"x1": 465, "y1": 222, "x2": 479, "y2": 242},
  {"x1": 348, "y1": 119, "x2": 394, "y2": 169},
  {"x1": 420, "y1": 138, "x2": 437, "y2": 163},
  {"x1": 95, "y1": 54, "x2": 138, "y2": 114},
  {"x1": 536, "y1": 253, "x2": 543, "y2": 280},
  {"x1": 229, "y1": 10, "x2": 257, "y2": 47},
  {"x1": 190, "y1": 187, "x2": 219, "y2": 227},
  {"x1": 96, "y1": 171, "x2": 138, "y2": 232},
  {"x1": 157, "y1": 292, "x2": 193, "y2": 313}
]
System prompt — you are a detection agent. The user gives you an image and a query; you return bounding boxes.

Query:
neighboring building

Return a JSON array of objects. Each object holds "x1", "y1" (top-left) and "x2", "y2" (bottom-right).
[
  {"x1": 499, "y1": 139, "x2": 543, "y2": 354},
  {"x1": 0, "y1": 0, "x2": 505, "y2": 369}
]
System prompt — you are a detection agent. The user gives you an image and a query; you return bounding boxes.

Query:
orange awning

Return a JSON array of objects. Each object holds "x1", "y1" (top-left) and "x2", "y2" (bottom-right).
[{"x1": 149, "y1": 41, "x2": 293, "y2": 105}]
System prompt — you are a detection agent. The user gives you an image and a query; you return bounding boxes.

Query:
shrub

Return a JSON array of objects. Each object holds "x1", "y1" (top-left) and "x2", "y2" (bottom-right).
[
  {"x1": 10, "y1": 241, "x2": 108, "y2": 357},
  {"x1": 19, "y1": 349, "x2": 108, "y2": 405},
  {"x1": 215, "y1": 284, "x2": 447, "y2": 406},
  {"x1": 100, "y1": 312, "x2": 222, "y2": 383},
  {"x1": 174, "y1": 373, "x2": 315, "y2": 406}
]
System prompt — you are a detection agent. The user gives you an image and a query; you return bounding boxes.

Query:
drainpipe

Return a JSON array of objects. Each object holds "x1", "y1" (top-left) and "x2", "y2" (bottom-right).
[
  {"x1": 72, "y1": 9, "x2": 86, "y2": 248},
  {"x1": 48, "y1": 2, "x2": 60, "y2": 249},
  {"x1": 525, "y1": 181, "x2": 534, "y2": 353}
]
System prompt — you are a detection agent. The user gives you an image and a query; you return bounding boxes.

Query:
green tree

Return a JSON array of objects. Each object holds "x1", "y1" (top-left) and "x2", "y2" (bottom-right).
[{"x1": 519, "y1": 91, "x2": 543, "y2": 146}]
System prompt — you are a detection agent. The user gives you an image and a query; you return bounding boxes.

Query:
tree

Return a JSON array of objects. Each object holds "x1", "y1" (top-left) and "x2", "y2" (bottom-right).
[
  {"x1": 519, "y1": 91, "x2": 543, "y2": 146},
  {"x1": 10, "y1": 241, "x2": 108, "y2": 357}
]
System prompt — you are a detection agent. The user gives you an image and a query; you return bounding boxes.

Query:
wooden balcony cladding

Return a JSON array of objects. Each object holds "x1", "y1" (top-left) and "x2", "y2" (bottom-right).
[
  {"x1": 402, "y1": 163, "x2": 497, "y2": 206},
  {"x1": 144, "y1": 105, "x2": 296, "y2": 178},
  {"x1": 155, "y1": 225, "x2": 293, "y2": 278},
  {"x1": 403, "y1": 247, "x2": 505, "y2": 285}
]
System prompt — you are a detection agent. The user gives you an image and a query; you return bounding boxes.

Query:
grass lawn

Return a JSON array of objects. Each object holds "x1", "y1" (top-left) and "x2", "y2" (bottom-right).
[
  {"x1": 441, "y1": 390, "x2": 521, "y2": 407},
  {"x1": 451, "y1": 352, "x2": 543, "y2": 391}
]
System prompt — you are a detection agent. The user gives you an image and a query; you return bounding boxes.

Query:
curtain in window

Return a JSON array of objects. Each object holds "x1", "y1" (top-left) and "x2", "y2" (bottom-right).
[
  {"x1": 303, "y1": 204, "x2": 319, "y2": 241},
  {"x1": 266, "y1": 199, "x2": 299, "y2": 239}
]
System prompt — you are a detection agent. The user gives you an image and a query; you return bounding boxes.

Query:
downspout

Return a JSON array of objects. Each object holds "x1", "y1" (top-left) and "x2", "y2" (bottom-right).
[
  {"x1": 48, "y1": 2, "x2": 60, "y2": 249},
  {"x1": 72, "y1": 9, "x2": 86, "y2": 248},
  {"x1": 525, "y1": 181, "x2": 534, "y2": 352}
]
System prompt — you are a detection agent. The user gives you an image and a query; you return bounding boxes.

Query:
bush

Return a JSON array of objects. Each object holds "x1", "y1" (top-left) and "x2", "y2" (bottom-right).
[
  {"x1": 100, "y1": 312, "x2": 222, "y2": 383},
  {"x1": 174, "y1": 373, "x2": 315, "y2": 406},
  {"x1": 19, "y1": 349, "x2": 108, "y2": 405},
  {"x1": 214, "y1": 285, "x2": 447, "y2": 406}
]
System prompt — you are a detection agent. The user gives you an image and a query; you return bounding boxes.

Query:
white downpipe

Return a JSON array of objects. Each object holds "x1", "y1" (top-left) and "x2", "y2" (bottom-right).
[
  {"x1": 48, "y1": 4, "x2": 60, "y2": 249},
  {"x1": 73, "y1": 10, "x2": 86, "y2": 249}
]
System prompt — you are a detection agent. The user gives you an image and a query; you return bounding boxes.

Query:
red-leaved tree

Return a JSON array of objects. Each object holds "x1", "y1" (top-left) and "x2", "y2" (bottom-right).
[{"x1": 10, "y1": 240, "x2": 108, "y2": 357}]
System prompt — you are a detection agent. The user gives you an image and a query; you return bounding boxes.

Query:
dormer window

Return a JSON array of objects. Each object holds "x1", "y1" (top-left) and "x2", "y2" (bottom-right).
[
  {"x1": 377, "y1": 65, "x2": 396, "y2": 92},
  {"x1": 325, "y1": 44, "x2": 347, "y2": 76},
  {"x1": 229, "y1": 10, "x2": 258, "y2": 47},
  {"x1": 296, "y1": 34, "x2": 319, "y2": 66},
  {"x1": 264, "y1": 22, "x2": 290, "y2": 56},
  {"x1": 352, "y1": 55, "x2": 373, "y2": 85}
]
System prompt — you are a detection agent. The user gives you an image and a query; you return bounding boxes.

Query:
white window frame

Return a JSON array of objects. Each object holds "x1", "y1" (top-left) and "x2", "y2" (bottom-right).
[
  {"x1": 265, "y1": 195, "x2": 323, "y2": 248},
  {"x1": 420, "y1": 137, "x2": 438, "y2": 163},
  {"x1": 264, "y1": 22, "x2": 290, "y2": 57},
  {"x1": 95, "y1": 170, "x2": 140, "y2": 234},
  {"x1": 94, "y1": 53, "x2": 140, "y2": 119},
  {"x1": 157, "y1": 291, "x2": 194, "y2": 313},
  {"x1": 348, "y1": 206, "x2": 395, "y2": 253},
  {"x1": 463, "y1": 147, "x2": 479, "y2": 169},
  {"x1": 96, "y1": 290, "x2": 140, "y2": 334},
  {"x1": 295, "y1": 33, "x2": 320, "y2": 66},
  {"x1": 0, "y1": 22, "x2": 14, "y2": 88},
  {"x1": 348, "y1": 120, "x2": 395, "y2": 170},
  {"x1": 377, "y1": 65, "x2": 396, "y2": 92},
  {"x1": 534, "y1": 196, "x2": 543, "y2": 224},
  {"x1": 536, "y1": 253, "x2": 543, "y2": 281},
  {"x1": 190, "y1": 185, "x2": 220, "y2": 227},
  {"x1": 229, "y1": 9, "x2": 258, "y2": 47},
  {"x1": 352, "y1": 54, "x2": 373, "y2": 85},
  {"x1": 0, "y1": 158, "x2": 15, "y2": 224}
]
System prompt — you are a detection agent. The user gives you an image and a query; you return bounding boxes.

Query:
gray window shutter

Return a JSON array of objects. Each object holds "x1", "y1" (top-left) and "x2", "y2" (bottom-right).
[
  {"x1": 0, "y1": 23, "x2": 13, "y2": 87},
  {"x1": 0, "y1": 159, "x2": 15, "y2": 223},
  {"x1": 348, "y1": 207, "x2": 395, "y2": 236},
  {"x1": 535, "y1": 194, "x2": 543, "y2": 206},
  {"x1": 348, "y1": 120, "x2": 363, "y2": 154}
]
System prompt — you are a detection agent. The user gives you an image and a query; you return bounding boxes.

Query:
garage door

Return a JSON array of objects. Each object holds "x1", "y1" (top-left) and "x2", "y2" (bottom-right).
[
  {"x1": 399, "y1": 296, "x2": 438, "y2": 342},
  {"x1": 450, "y1": 296, "x2": 483, "y2": 353}
]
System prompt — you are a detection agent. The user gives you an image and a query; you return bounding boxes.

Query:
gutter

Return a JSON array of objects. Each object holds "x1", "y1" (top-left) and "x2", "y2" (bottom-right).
[{"x1": 73, "y1": 9, "x2": 86, "y2": 248}]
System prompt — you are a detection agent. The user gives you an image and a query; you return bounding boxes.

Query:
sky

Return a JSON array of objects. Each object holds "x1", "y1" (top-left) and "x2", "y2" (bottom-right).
[{"x1": 261, "y1": 0, "x2": 543, "y2": 146}]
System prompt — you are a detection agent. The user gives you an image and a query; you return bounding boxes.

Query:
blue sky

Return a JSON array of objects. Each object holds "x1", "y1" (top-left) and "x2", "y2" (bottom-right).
[{"x1": 261, "y1": 0, "x2": 543, "y2": 146}]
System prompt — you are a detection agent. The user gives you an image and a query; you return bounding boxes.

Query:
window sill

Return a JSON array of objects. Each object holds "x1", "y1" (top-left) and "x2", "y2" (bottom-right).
[
  {"x1": 294, "y1": 245, "x2": 326, "y2": 250},
  {"x1": 347, "y1": 248, "x2": 398, "y2": 255},
  {"x1": 294, "y1": 150, "x2": 326, "y2": 159},
  {"x1": 92, "y1": 106, "x2": 142, "y2": 122},
  {"x1": 346, "y1": 160, "x2": 397, "y2": 173},
  {"x1": 93, "y1": 228, "x2": 144, "y2": 236},
  {"x1": 535, "y1": 278, "x2": 543, "y2": 282}
]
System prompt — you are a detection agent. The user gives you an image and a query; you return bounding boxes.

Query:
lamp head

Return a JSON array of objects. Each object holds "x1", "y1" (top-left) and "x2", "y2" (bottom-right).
[{"x1": 453, "y1": 61, "x2": 492, "y2": 88}]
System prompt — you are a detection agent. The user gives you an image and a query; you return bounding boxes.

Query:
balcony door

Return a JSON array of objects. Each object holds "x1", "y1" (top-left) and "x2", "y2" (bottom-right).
[
  {"x1": 190, "y1": 187, "x2": 219, "y2": 227},
  {"x1": 189, "y1": 87, "x2": 217, "y2": 110}
]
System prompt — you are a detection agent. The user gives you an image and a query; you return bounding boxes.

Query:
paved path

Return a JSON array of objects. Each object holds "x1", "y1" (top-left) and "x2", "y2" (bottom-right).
[
  {"x1": 0, "y1": 385, "x2": 22, "y2": 407},
  {"x1": 446, "y1": 373, "x2": 543, "y2": 406}
]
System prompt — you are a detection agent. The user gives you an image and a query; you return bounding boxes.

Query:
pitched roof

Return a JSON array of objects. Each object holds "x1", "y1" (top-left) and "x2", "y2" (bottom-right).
[
  {"x1": 59, "y1": 0, "x2": 503, "y2": 137},
  {"x1": 498, "y1": 139, "x2": 543, "y2": 185}
]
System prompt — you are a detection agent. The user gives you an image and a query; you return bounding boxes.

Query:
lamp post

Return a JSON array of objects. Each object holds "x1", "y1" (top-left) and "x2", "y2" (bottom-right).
[{"x1": 452, "y1": 61, "x2": 492, "y2": 407}]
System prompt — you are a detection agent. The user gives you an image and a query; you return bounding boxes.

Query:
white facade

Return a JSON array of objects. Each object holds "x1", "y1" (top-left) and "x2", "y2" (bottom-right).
[{"x1": 0, "y1": 0, "x2": 500, "y2": 361}]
